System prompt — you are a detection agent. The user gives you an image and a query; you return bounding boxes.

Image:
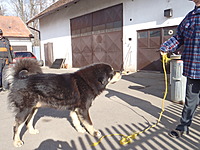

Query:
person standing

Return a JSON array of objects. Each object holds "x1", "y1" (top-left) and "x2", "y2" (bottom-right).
[
  {"x1": 0, "y1": 29, "x2": 14, "y2": 91},
  {"x1": 160, "y1": 0, "x2": 200, "y2": 138}
]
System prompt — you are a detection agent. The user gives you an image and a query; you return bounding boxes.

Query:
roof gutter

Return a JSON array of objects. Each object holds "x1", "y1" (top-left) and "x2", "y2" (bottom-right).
[
  {"x1": 26, "y1": 25, "x2": 41, "y2": 40},
  {"x1": 26, "y1": 24, "x2": 42, "y2": 60}
]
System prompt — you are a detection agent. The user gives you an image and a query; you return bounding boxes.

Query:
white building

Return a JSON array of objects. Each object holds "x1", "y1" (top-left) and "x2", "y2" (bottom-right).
[{"x1": 27, "y1": 0, "x2": 194, "y2": 71}]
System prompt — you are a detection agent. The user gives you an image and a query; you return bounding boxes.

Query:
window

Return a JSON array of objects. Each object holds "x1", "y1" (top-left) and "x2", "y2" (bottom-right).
[
  {"x1": 138, "y1": 31, "x2": 148, "y2": 48},
  {"x1": 150, "y1": 30, "x2": 160, "y2": 37},
  {"x1": 138, "y1": 31, "x2": 148, "y2": 39},
  {"x1": 150, "y1": 29, "x2": 160, "y2": 48}
]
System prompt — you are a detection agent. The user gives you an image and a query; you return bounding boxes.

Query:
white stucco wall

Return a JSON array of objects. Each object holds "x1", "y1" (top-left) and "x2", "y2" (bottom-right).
[
  {"x1": 39, "y1": 0, "x2": 194, "y2": 70},
  {"x1": 9, "y1": 39, "x2": 33, "y2": 52}
]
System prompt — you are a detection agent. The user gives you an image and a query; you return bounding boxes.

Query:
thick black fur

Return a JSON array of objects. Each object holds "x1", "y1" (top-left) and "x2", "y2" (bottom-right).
[
  {"x1": 8, "y1": 58, "x2": 117, "y2": 147},
  {"x1": 8, "y1": 59, "x2": 114, "y2": 112}
]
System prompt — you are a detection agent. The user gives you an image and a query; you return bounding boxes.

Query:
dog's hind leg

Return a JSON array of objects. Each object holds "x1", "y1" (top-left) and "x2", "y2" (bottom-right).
[
  {"x1": 76, "y1": 109, "x2": 102, "y2": 138},
  {"x1": 26, "y1": 107, "x2": 39, "y2": 134},
  {"x1": 13, "y1": 108, "x2": 31, "y2": 147},
  {"x1": 70, "y1": 110, "x2": 86, "y2": 133}
]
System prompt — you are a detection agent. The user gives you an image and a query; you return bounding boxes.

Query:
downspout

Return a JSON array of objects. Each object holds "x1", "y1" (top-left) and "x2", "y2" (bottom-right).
[
  {"x1": 26, "y1": 24, "x2": 42, "y2": 60},
  {"x1": 26, "y1": 25, "x2": 41, "y2": 40}
]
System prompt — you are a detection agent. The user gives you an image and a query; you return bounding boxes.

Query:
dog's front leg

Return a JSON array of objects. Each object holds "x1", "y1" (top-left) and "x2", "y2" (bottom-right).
[
  {"x1": 70, "y1": 110, "x2": 86, "y2": 133},
  {"x1": 76, "y1": 109, "x2": 101, "y2": 138}
]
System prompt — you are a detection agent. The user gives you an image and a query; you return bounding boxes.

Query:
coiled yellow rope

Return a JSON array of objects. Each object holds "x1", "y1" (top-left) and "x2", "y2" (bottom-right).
[{"x1": 91, "y1": 54, "x2": 171, "y2": 146}]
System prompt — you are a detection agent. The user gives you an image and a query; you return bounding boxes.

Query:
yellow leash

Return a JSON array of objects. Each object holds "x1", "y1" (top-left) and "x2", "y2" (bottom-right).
[{"x1": 91, "y1": 54, "x2": 171, "y2": 146}]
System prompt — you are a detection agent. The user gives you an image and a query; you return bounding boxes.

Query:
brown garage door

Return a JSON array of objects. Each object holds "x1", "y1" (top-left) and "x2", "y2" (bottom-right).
[
  {"x1": 71, "y1": 4, "x2": 123, "y2": 70},
  {"x1": 137, "y1": 26, "x2": 179, "y2": 72}
]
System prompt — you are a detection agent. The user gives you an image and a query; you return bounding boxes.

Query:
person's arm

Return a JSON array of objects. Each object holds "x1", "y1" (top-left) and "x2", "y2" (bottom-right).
[
  {"x1": 5, "y1": 38, "x2": 14, "y2": 63},
  {"x1": 8, "y1": 45, "x2": 14, "y2": 63},
  {"x1": 160, "y1": 36, "x2": 183, "y2": 53}
]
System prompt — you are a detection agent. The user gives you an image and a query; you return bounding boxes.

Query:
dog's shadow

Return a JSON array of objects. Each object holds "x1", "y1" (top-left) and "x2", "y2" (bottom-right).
[
  {"x1": 20, "y1": 108, "x2": 73, "y2": 140},
  {"x1": 35, "y1": 107, "x2": 70, "y2": 121}
]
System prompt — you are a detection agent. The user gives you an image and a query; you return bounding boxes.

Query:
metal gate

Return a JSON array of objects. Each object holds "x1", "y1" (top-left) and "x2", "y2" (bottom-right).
[{"x1": 71, "y1": 4, "x2": 123, "y2": 70}]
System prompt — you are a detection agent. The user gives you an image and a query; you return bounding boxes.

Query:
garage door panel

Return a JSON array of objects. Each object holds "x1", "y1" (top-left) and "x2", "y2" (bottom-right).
[
  {"x1": 150, "y1": 37, "x2": 160, "y2": 48},
  {"x1": 106, "y1": 31, "x2": 122, "y2": 52},
  {"x1": 105, "y1": 4, "x2": 122, "y2": 22},
  {"x1": 93, "y1": 51, "x2": 107, "y2": 63},
  {"x1": 72, "y1": 37, "x2": 82, "y2": 52},
  {"x1": 71, "y1": 4, "x2": 123, "y2": 70},
  {"x1": 107, "y1": 51, "x2": 122, "y2": 67},
  {"x1": 138, "y1": 47, "x2": 162, "y2": 70},
  {"x1": 93, "y1": 34, "x2": 106, "y2": 52},
  {"x1": 81, "y1": 36, "x2": 92, "y2": 53},
  {"x1": 72, "y1": 52, "x2": 92, "y2": 67}
]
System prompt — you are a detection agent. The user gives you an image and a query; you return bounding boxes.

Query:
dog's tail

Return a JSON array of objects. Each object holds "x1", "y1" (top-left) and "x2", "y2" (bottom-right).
[{"x1": 12, "y1": 58, "x2": 42, "y2": 79}]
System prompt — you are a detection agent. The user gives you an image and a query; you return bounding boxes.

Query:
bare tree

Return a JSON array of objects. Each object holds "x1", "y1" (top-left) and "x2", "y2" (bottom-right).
[
  {"x1": 8, "y1": 0, "x2": 56, "y2": 21},
  {"x1": 8, "y1": 0, "x2": 55, "y2": 46},
  {"x1": 9, "y1": 0, "x2": 26, "y2": 21},
  {"x1": 0, "y1": 6, "x2": 5, "y2": 16},
  {"x1": 0, "y1": 0, "x2": 7, "y2": 16},
  {"x1": 27, "y1": 0, "x2": 56, "y2": 46}
]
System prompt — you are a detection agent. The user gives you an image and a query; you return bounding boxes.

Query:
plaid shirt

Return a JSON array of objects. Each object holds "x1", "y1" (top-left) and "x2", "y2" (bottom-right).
[{"x1": 160, "y1": 7, "x2": 200, "y2": 79}]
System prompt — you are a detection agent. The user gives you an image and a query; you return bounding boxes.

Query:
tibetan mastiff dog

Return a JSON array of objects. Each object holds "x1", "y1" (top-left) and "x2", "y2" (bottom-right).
[{"x1": 8, "y1": 58, "x2": 121, "y2": 147}]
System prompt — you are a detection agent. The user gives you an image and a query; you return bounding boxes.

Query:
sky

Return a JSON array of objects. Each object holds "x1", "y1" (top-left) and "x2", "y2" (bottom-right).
[
  {"x1": 0, "y1": 0, "x2": 57, "y2": 16},
  {"x1": 0, "y1": 0, "x2": 14, "y2": 16}
]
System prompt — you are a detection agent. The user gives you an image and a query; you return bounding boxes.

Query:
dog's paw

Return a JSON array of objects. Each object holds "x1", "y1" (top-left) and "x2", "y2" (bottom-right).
[
  {"x1": 77, "y1": 127, "x2": 87, "y2": 133},
  {"x1": 93, "y1": 130, "x2": 102, "y2": 138},
  {"x1": 29, "y1": 128, "x2": 39, "y2": 134},
  {"x1": 13, "y1": 140, "x2": 24, "y2": 147}
]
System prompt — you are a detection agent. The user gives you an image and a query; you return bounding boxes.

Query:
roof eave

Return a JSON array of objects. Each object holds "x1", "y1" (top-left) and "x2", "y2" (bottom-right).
[{"x1": 27, "y1": 0, "x2": 80, "y2": 24}]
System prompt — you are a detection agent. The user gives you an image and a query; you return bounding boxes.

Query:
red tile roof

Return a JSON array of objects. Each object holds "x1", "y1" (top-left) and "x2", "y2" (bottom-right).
[
  {"x1": 27, "y1": 0, "x2": 80, "y2": 24},
  {"x1": 0, "y1": 16, "x2": 32, "y2": 38}
]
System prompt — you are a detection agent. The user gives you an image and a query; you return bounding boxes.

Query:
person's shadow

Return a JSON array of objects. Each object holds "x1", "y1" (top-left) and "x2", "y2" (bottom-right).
[{"x1": 34, "y1": 139, "x2": 74, "y2": 150}]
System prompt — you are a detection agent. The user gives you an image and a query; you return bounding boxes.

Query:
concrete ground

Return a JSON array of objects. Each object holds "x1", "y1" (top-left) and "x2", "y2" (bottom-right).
[{"x1": 0, "y1": 68, "x2": 199, "y2": 150}]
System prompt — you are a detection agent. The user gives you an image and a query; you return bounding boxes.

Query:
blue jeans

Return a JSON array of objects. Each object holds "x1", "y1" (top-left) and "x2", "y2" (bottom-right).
[{"x1": 176, "y1": 78, "x2": 200, "y2": 132}]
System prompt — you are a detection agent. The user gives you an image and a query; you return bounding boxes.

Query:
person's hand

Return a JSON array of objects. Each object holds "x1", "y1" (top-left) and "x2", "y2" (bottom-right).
[{"x1": 160, "y1": 51, "x2": 167, "y2": 56}]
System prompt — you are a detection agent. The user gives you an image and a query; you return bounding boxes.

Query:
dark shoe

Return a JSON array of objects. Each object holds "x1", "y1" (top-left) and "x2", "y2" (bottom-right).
[{"x1": 168, "y1": 129, "x2": 189, "y2": 138}]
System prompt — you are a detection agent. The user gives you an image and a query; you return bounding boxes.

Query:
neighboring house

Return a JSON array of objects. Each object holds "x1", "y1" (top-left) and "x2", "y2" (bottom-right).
[
  {"x1": 27, "y1": 0, "x2": 194, "y2": 71},
  {"x1": 0, "y1": 16, "x2": 33, "y2": 53}
]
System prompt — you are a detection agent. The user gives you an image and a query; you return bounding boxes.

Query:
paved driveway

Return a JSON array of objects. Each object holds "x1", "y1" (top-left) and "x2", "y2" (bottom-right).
[{"x1": 0, "y1": 68, "x2": 199, "y2": 150}]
